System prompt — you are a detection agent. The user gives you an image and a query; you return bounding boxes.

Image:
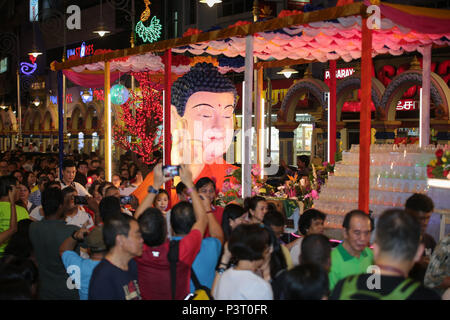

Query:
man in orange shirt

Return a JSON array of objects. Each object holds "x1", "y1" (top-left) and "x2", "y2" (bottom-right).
[{"x1": 133, "y1": 63, "x2": 238, "y2": 207}]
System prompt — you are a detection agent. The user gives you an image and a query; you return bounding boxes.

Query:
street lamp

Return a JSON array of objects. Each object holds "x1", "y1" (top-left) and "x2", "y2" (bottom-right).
[
  {"x1": 93, "y1": 22, "x2": 111, "y2": 37},
  {"x1": 277, "y1": 66, "x2": 299, "y2": 79},
  {"x1": 93, "y1": 0, "x2": 110, "y2": 37},
  {"x1": 28, "y1": 44, "x2": 42, "y2": 58},
  {"x1": 199, "y1": 0, "x2": 222, "y2": 8},
  {"x1": 32, "y1": 97, "x2": 40, "y2": 107}
]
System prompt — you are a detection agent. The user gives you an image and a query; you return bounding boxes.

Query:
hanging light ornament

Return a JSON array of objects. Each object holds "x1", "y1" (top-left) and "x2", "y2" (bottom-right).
[
  {"x1": 199, "y1": 0, "x2": 222, "y2": 8},
  {"x1": 135, "y1": 0, "x2": 162, "y2": 43},
  {"x1": 110, "y1": 84, "x2": 129, "y2": 105},
  {"x1": 277, "y1": 66, "x2": 299, "y2": 79}
]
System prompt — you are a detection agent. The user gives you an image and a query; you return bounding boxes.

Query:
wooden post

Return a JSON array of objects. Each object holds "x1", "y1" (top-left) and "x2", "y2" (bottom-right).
[
  {"x1": 104, "y1": 61, "x2": 112, "y2": 182},
  {"x1": 358, "y1": 18, "x2": 372, "y2": 214},
  {"x1": 420, "y1": 44, "x2": 431, "y2": 148}
]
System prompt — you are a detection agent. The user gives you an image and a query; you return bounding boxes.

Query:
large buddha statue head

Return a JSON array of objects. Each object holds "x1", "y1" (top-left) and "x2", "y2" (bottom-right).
[{"x1": 171, "y1": 63, "x2": 237, "y2": 165}]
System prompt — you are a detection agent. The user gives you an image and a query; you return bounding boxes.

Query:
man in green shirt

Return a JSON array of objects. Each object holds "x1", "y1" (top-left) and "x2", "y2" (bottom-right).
[
  {"x1": 329, "y1": 210, "x2": 374, "y2": 291},
  {"x1": 0, "y1": 176, "x2": 29, "y2": 255}
]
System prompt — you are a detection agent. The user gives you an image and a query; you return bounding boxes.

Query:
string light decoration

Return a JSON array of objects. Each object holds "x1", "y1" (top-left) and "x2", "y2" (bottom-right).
[
  {"x1": 113, "y1": 72, "x2": 163, "y2": 165},
  {"x1": 135, "y1": 0, "x2": 162, "y2": 43}
]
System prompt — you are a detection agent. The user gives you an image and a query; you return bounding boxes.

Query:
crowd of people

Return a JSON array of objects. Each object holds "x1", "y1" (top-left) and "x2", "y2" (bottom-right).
[{"x1": 0, "y1": 148, "x2": 448, "y2": 301}]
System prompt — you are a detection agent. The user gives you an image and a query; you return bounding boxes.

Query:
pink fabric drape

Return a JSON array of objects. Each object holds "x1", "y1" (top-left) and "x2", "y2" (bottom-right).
[{"x1": 63, "y1": 69, "x2": 122, "y2": 88}]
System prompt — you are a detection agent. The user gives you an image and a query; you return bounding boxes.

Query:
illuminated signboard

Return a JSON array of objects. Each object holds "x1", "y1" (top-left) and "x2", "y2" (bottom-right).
[
  {"x1": 0, "y1": 57, "x2": 7, "y2": 73},
  {"x1": 324, "y1": 68, "x2": 355, "y2": 80},
  {"x1": 30, "y1": 0, "x2": 39, "y2": 22},
  {"x1": 50, "y1": 94, "x2": 73, "y2": 104},
  {"x1": 396, "y1": 99, "x2": 418, "y2": 111},
  {"x1": 67, "y1": 42, "x2": 94, "y2": 59}
]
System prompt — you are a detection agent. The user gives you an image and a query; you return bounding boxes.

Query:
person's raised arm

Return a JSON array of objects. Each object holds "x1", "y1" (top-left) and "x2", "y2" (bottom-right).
[
  {"x1": 135, "y1": 162, "x2": 170, "y2": 219},
  {"x1": 86, "y1": 196, "x2": 100, "y2": 226},
  {"x1": 211, "y1": 241, "x2": 232, "y2": 297},
  {"x1": 0, "y1": 186, "x2": 19, "y2": 245},
  {"x1": 200, "y1": 196, "x2": 224, "y2": 244},
  {"x1": 179, "y1": 164, "x2": 207, "y2": 236},
  {"x1": 59, "y1": 227, "x2": 88, "y2": 256}
]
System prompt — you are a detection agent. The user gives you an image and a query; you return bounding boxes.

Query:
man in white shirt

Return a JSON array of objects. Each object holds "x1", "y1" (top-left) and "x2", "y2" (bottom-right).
[{"x1": 60, "y1": 160, "x2": 91, "y2": 197}]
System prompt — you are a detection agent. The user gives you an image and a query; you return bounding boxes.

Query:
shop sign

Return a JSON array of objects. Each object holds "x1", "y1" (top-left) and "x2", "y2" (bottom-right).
[
  {"x1": 50, "y1": 94, "x2": 73, "y2": 104},
  {"x1": 67, "y1": 42, "x2": 94, "y2": 59},
  {"x1": 324, "y1": 68, "x2": 355, "y2": 80},
  {"x1": 396, "y1": 99, "x2": 417, "y2": 111}
]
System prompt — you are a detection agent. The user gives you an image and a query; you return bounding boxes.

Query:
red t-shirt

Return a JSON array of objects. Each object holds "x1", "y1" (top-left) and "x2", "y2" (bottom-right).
[
  {"x1": 135, "y1": 229, "x2": 202, "y2": 300},
  {"x1": 204, "y1": 205, "x2": 224, "y2": 238}
]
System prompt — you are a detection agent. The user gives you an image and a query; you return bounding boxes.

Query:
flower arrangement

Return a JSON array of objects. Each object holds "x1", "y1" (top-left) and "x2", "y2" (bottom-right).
[
  {"x1": 217, "y1": 165, "x2": 268, "y2": 206},
  {"x1": 427, "y1": 148, "x2": 450, "y2": 179},
  {"x1": 216, "y1": 161, "x2": 334, "y2": 209}
]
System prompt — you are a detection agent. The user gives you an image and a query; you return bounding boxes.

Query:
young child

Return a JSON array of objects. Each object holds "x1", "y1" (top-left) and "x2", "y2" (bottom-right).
[{"x1": 153, "y1": 189, "x2": 171, "y2": 238}]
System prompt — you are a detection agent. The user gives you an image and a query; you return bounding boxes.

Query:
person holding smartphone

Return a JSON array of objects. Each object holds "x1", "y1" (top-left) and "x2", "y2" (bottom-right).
[{"x1": 61, "y1": 187, "x2": 94, "y2": 230}]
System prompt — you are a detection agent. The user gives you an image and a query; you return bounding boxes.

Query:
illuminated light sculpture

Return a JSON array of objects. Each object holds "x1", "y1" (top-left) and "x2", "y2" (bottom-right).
[
  {"x1": 81, "y1": 89, "x2": 93, "y2": 103},
  {"x1": 20, "y1": 62, "x2": 37, "y2": 75},
  {"x1": 113, "y1": 73, "x2": 163, "y2": 165},
  {"x1": 135, "y1": 0, "x2": 162, "y2": 43},
  {"x1": 110, "y1": 84, "x2": 129, "y2": 105}
]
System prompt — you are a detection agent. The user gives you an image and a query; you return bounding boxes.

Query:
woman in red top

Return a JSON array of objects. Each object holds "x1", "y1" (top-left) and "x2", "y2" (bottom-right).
[{"x1": 195, "y1": 177, "x2": 224, "y2": 235}]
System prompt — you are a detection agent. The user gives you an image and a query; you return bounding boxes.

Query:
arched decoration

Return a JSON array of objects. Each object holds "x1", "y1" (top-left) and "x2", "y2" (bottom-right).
[
  {"x1": 85, "y1": 105, "x2": 98, "y2": 130},
  {"x1": 23, "y1": 109, "x2": 34, "y2": 132},
  {"x1": 0, "y1": 111, "x2": 8, "y2": 133},
  {"x1": 278, "y1": 78, "x2": 329, "y2": 123},
  {"x1": 43, "y1": 111, "x2": 54, "y2": 131},
  {"x1": 336, "y1": 75, "x2": 385, "y2": 121},
  {"x1": 32, "y1": 110, "x2": 42, "y2": 131},
  {"x1": 71, "y1": 106, "x2": 83, "y2": 131},
  {"x1": 5, "y1": 109, "x2": 17, "y2": 132},
  {"x1": 381, "y1": 70, "x2": 450, "y2": 121}
]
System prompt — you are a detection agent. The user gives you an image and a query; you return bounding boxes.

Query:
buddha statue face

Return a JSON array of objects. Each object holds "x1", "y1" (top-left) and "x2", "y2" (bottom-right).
[{"x1": 170, "y1": 63, "x2": 237, "y2": 165}]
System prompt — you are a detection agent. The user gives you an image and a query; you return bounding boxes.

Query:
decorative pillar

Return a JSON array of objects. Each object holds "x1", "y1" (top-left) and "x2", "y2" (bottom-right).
[
  {"x1": 329, "y1": 60, "x2": 337, "y2": 164},
  {"x1": 358, "y1": 17, "x2": 372, "y2": 214},
  {"x1": 256, "y1": 67, "x2": 264, "y2": 175},
  {"x1": 164, "y1": 49, "x2": 172, "y2": 199},
  {"x1": 57, "y1": 71, "x2": 64, "y2": 178},
  {"x1": 419, "y1": 44, "x2": 432, "y2": 148},
  {"x1": 104, "y1": 61, "x2": 112, "y2": 182},
  {"x1": 16, "y1": 69, "x2": 22, "y2": 147},
  {"x1": 243, "y1": 35, "x2": 253, "y2": 199}
]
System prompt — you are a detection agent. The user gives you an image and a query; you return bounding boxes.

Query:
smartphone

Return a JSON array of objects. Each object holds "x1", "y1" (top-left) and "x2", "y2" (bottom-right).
[
  {"x1": 162, "y1": 165, "x2": 180, "y2": 178},
  {"x1": 74, "y1": 195, "x2": 88, "y2": 205},
  {"x1": 87, "y1": 176, "x2": 93, "y2": 185},
  {"x1": 120, "y1": 195, "x2": 133, "y2": 205}
]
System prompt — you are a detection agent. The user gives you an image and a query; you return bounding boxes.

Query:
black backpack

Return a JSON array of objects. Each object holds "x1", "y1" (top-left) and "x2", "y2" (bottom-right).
[{"x1": 167, "y1": 240, "x2": 214, "y2": 300}]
